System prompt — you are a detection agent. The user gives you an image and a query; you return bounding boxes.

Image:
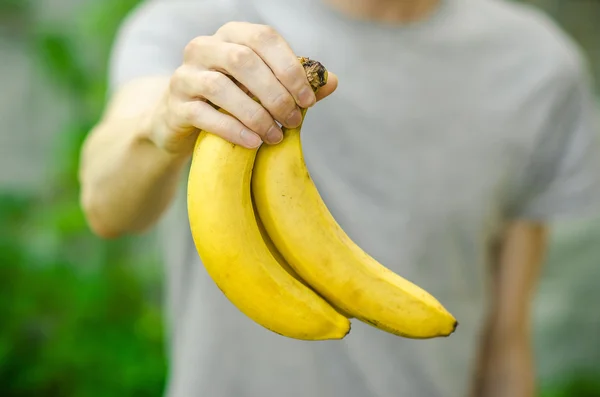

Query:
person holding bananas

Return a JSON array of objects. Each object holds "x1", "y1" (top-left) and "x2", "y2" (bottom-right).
[{"x1": 78, "y1": 0, "x2": 600, "y2": 396}]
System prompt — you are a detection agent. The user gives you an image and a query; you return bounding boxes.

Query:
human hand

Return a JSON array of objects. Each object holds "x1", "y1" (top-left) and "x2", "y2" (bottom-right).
[{"x1": 149, "y1": 21, "x2": 338, "y2": 154}]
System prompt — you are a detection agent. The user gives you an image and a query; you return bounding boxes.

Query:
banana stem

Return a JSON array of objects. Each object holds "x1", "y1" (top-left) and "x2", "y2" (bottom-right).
[
  {"x1": 292, "y1": 57, "x2": 328, "y2": 131},
  {"x1": 298, "y1": 56, "x2": 329, "y2": 94}
]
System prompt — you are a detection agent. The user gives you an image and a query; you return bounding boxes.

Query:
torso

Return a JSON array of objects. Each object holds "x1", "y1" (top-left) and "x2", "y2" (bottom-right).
[{"x1": 152, "y1": 1, "x2": 582, "y2": 395}]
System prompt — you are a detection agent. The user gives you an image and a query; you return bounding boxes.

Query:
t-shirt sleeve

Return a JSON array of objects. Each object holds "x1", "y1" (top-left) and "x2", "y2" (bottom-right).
[
  {"x1": 509, "y1": 55, "x2": 600, "y2": 222},
  {"x1": 107, "y1": 0, "x2": 243, "y2": 93}
]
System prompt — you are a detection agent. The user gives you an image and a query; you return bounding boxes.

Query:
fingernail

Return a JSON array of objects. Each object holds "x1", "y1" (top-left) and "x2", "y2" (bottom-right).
[
  {"x1": 285, "y1": 109, "x2": 302, "y2": 127},
  {"x1": 241, "y1": 129, "x2": 262, "y2": 148},
  {"x1": 298, "y1": 86, "x2": 316, "y2": 108},
  {"x1": 266, "y1": 125, "x2": 283, "y2": 144}
]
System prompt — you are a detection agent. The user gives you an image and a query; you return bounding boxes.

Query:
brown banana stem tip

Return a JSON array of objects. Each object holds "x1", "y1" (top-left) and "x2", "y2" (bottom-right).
[{"x1": 298, "y1": 57, "x2": 328, "y2": 94}]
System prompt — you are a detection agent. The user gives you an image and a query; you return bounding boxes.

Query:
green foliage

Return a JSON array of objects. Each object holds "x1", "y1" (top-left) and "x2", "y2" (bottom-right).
[
  {"x1": 0, "y1": 193, "x2": 166, "y2": 397},
  {"x1": 0, "y1": 0, "x2": 31, "y2": 14},
  {"x1": 0, "y1": 0, "x2": 167, "y2": 396},
  {"x1": 540, "y1": 373, "x2": 600, "y2": 397}
]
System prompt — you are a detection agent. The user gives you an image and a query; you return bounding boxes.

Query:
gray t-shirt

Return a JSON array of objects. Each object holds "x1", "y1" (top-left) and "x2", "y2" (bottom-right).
[{"x1": 109, "y1": 0, "x2": 600, "y2": 396}]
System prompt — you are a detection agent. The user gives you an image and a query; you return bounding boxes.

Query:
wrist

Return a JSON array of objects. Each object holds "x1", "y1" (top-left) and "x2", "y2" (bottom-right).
[
  {"x1": 130, "y1": 113, "x2": 191, "y2": 172},
  {"x1": 136, "y1": 100, "x2": 193, "y2": 166}
]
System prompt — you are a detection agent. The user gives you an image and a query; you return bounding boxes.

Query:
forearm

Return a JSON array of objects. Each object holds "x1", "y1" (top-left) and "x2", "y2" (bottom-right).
[
  {"x1": 471, "y1": 221, "x2": 546, "y2": 397},
  {"x1": 79, "y1": 113, "x2": 189, "y2": 238},
  {"x1": 475, "y1": 321, "x2": 536, "y2": 397}
]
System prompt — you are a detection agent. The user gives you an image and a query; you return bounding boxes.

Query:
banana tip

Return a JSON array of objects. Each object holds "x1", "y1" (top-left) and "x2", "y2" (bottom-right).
[
  {"x1": 438, "y1": 319, "x2": 460, "y2": 338},
  {"x1": 443, "y1": 319, "x2": 459, "y2": 337},
  {"x1": 343, "y1": 322, "x2": 352, "y2": 338}
]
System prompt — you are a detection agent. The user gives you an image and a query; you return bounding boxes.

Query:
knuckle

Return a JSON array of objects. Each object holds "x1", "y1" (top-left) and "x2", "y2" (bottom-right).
[
  {"x1": 276, "y1": 62, "x2": 303, "y2": 85},
  {"x1": 251, "y1": 24, "x2": 278, "y2": 44},
  {"x1": 226, "y1": 46, "x2": 255, "y2": 70},
  {"x1": 198, "y1": 71, "x2": 226, "y2": 98},
  {"x1": 217, "y1": 116, "x2": 230, "y2": 131},
  {"x1": 184, "y1": 36, "x2": 208, "y2": 58},
  {"x1": 179, "y1": 102, "x2": 199, "y2": 125},
  {"x1": 216, "y1": 115, "x2": 235, "y2": 136},
  {"x1": 246, "y1": 106, "x2": 272, "y2": 134},
  {"x1": 217, "y1": 21, "x2": 241, "y2": 35},
  {"x1": 169, "y1": 66, "x2": 187, "y2": 93},
  {"x1": 269, "y1": 91, "x2": 296, "y2": 116}
]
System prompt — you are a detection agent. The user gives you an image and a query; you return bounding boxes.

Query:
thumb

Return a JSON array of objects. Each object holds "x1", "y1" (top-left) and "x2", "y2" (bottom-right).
[{"x1": 315, "y1": 71, "x2": 338, "y2": 102}]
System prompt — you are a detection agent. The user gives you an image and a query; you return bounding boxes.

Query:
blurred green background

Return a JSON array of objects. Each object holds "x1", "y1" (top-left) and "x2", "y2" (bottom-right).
[{"x1": 0, "y1": 0, "x2": 599, "y2": 396}]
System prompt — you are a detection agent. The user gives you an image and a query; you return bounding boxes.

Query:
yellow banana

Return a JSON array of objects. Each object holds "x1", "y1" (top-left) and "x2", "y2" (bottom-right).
[
  {"x1": 253, "y1": 193, "x2": 354, "y2": 319},
  {"x1": 252, "y1": 58, "x2": 458, "y2": 339},
  {"x1": 187, "y1": 117, "x2": 351, "y2": 341}
]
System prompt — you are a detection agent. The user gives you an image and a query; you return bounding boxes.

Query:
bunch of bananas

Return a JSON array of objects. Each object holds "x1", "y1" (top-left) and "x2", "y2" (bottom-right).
[{"x1": 187, "y1": 57, "x2": 458, "y2": 341}]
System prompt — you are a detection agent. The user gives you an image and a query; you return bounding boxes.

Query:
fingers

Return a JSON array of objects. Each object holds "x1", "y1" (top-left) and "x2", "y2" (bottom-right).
[
  {"x1": 171, "y1": 66, "x2": 284, "y2": 144},
  {"x1": 177, "y1": 100, "x2": 263, "y2": 149},
  {"x1": 186, "y1": 37, "x2": 302, "y2": 129},
  {"x1": 174, "y1": 24, "x2": 339, "y2": 150},
  {"x1": 215, "y1": 22, "x2": 317, "y2": 108}
]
